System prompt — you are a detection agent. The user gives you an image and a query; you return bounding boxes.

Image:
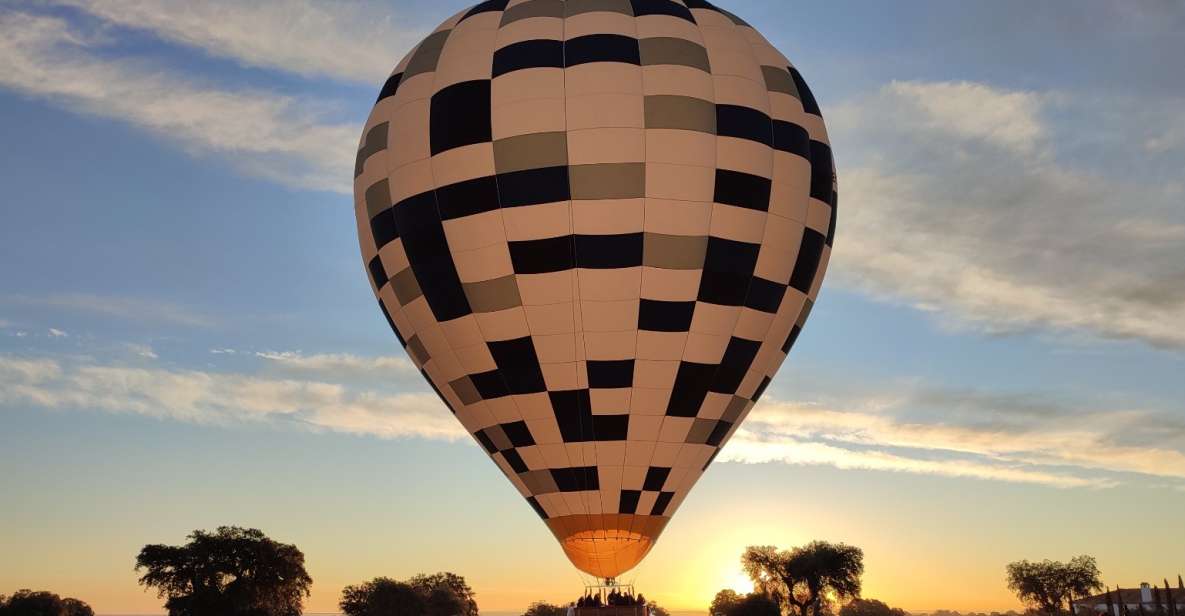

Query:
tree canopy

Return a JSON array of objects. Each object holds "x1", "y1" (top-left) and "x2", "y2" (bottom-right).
[
  {"x1": 1005, "y1": 556, "x2": 1102, "y2": 616},
  {"x1": 340, "y1": 573, "x2": 474, "y2": 616},
  {"x1": 0, "y1": 590, "x2": 94, "y2": 616},
  {"x1": 711, "y1": 591, "x2": 780, "y2": 616},
  {"x1": 839, "y1": 599, "x2": 907, "y2": 616},
  {"x1": 135, "y1": 526, "x2": 312, "y2": 616},
  {"x1": 523, "y1": 601, "x2": 568, "y2": 616},
  {"x1": 742, "y1": 541, "x2": 865, "y2": 616}
]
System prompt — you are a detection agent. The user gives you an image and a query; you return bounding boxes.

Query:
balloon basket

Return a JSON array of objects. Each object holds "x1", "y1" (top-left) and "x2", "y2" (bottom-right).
[{"x1": 573, "y1": 582, "x2": 649, "y2": 616}]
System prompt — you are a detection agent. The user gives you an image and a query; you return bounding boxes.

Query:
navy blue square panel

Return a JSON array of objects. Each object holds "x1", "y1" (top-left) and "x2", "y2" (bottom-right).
[
  {"x1": 697, "y1": 271, "x2": 751, "y2": 306},
  {"x1": 475, "y1": 429, "x2": 498, "y2": 454},
  {"x1": 714, "y1": 169, "x2": 772, "y2": 212},
  {"x1": 666, "y1": 361, "x2": 716, "y2": 417},
  {"x1": 462, "y1": 0, "x2": 509, "y2": 21},
  {"x1": 587, "y1": 359, "x2": 635, "y2": 389},
  {"x1": 650, "y1": 491, "x2": 674, "y2": 516},
  {"x1": 370, "y1": 208, "x2": 398, "y2": 250},
  {"x1": 526, "y1": 495, "x2": 548, "y2": 520},
  {"x1": 789, "y1": 228, "x2": 826, "y2": 294},
  {"x1": 716, "y1": 104, "x2": 773, "y2": 147},
  {"x1": 773, "y1": 120, "x2": 810, "y2": 159},
  {"x1": 575, "y1": 233, "x2": 644, "y2": 268},
  {"x1": 501, "y1": 420, "x2": 536, "y2": 447},
  {"x1": 710, "y1": 337, "x2": 761, "y2": 394},
  {"x1": 698, "y1": 237, "x2": 761, "y2": 306},
  {"x1": 487, "y1": 337, "x2": 547, "y2": 394},
  {"x1": 781, "y1": 324, "x2": 802, "y2": 354},
  {"x1": 367, "y1": 255, "x2": 389, "y2": 290},
  {"x1": 592, "y1": 414, "x2": 630, "y2": 441},
  {"x1": 376, "y1": 72, "x2": 402, "y2": 102},
  {"x1": 509, "y1": 235, "x2": 576, "y2": 274},
  {"x1": 789, "y1": 66, "x2": 822, "y2": 116},
  {"x1": 751, "y1": 376, "x2": 772, "y2": 402},
  {"x1": 378, "y1": 298, "x2": 406, "y2": 347},
  {"x1": 565, "y1": 34, "x2": 641, "y2": 67},
  {"x1": 501, "y1": 448, "x2": 529, "y2": 473},
  {"x1": 643, "y1": 466, "x2": 670, "y2": 491},
  {"x1": 703, "y1": 237, "x2": 761, "y2": 274},
  {"x1": 619, "y1": 489, "x2": 642, "y2": 514},
  {"x1": 493, "y1": 39, "x2": 564, "y2": 78},
  {"x1": 471, "y1": 370, "x2": 511, "y2": 399},
  {"x1": 430, "y1": 80, "x2": 492, "y2": 155},
  {"x1": 551, "y1": 466, "x2": 600, "y2": 492},
  {"x1": 550, "y1": 389, "x2": 594, "y2": 442},
  {"x1": 631, "y1": 0, "x2": 696, "y2": 22},
  {"x1": 638, "y1": 299, "x2": 695, "y2": 332},
  {"x1": 498, "y1": 166, "x2": 571, "y2": 207},
  {"x1": 809, "y1": 140, "x2": 835, "y2": 206},
  {"x1": 706, "y1": 420, "x2": 732, "y2": 447},
  {"x1": 436, "y1": 175, "x2": 500, "y2": 220},
  {"x1": 745, "y1": 277, "x2": 787, "y2": 313}
]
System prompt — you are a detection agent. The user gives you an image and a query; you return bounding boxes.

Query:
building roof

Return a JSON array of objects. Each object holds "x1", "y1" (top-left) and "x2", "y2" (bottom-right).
[{"x1": 1075, "y1": 587, "x2": 1185, "y2": 606}]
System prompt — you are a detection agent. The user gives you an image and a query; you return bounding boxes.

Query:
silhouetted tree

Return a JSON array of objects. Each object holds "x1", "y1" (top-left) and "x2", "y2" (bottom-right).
[
  {"x1": 742, "y1": 542, "x2": 864, "y2": 616},
  {"x1": 340, "y1": 579, "x2": 426, "y2": 616},
  {"x1": 522, "y1": 601, "x2": 567, "y2": 616},
  {"x1": 840, "y1": 599, "x2": 907, "y2": 616},
  {"x1": 1006, "y1": 556, "x2": 1101, "y2": 616},
  {"x1": 728, "y1": 594, "x2": 781, "y2": 616},
  {"x1": 711, "y1": 590, "x2": 744, "y2": 616},
  {"x1": 0, "y1": 590, "x2": 94, "y2": 616},
  {"x1": 135, "y1": 526, "x2": 312, "y2": 616},
  {"x1": 408, "y1": 573, "x2": 478, "y2": 616},
  {"x1": 341, "y1": 574, "x2": 473, "y2": 616}
]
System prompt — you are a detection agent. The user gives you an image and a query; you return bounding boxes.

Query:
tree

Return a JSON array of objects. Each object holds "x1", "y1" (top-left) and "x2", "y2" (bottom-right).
[
  {"x1": 840, "y1": 599, "x2": 907, "y2": 616},
  {"x1": 523, "y1": 602, "x2": 567, "y2": 616},
  {"x1": 728, "y1": 594, "x2": 781, "y2": 616},
  {"x1": 712, "y1": 590, "x2": 744, "y2": 616},
  {"x1": 742, "y1": 542, "x2": 865, "y2": 616},
  {"x1": 340, "y1": 579, "x2": 425, "y2": 616},
  {"x1": 0, "y1": 590, "x2": 94, "y2": 616},
  {"x1": 408, "y1": 573, "x2": 478, "y2": 616},
  {"x1": 1005, "y1": 556, "x2": 1102, "y2": 616},
  {"x1": 135, "y1": 526, "x2": 312, "y2": 616},
  {"x1": 341, "y1": 574, "x2": 473, "y2": 616}
]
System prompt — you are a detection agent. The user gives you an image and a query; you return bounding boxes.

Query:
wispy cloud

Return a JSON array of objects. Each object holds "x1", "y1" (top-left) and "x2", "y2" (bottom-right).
[
  {"x1": 3, "y1": 293, "x2": 214, "y2": 328},
  {"x1": 56, "y1": 0, "x2": 417, "y2": 84},
  {"x1": 724, "y1": 392, "x2": 1185, "y2": 488},
  {"x1": 47, "y1": 328, "x2": 68, "y2": 337},
  {"x1": 829, "y1": 81, "x2": 1185, "y2": 348},
  {"x1": 0, "y1": 10, "x2": 356, "y2": 192},
  {"x1": 3, "y1": 351, "x2": 1181, "y2": 490},
  {"x1": 0, "y1": 354, "x2": 464, "y2": 441},
  {"x1": 255, "y1": 350, "x2": 418, "y2": 378}
]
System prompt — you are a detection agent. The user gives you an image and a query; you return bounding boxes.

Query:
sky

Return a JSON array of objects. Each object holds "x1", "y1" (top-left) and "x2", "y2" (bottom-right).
[{"x1": 1, "y1": 0, "x2": 1183, "y2": 614}]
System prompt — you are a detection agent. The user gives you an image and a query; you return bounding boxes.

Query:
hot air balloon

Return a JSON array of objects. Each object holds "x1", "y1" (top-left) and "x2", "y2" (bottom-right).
[{"x1": 353, "y1": 0, "x2": 836, "y2": 582}]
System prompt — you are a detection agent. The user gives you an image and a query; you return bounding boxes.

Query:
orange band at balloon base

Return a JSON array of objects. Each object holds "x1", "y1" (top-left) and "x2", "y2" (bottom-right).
[{"x1": 546, "y1": 514, "x2": 670, "y2": 578}]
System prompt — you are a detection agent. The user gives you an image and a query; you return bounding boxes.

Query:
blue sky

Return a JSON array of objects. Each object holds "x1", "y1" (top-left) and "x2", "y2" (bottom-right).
[{"x1": 1, "y1": 1, "x2": 1183, "y2": 613}]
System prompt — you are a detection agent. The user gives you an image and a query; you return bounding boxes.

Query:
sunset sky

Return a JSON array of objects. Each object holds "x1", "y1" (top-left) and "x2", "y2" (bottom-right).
[{"x1": 1, "y1": 1, "x2": 1184, "y2": 614}]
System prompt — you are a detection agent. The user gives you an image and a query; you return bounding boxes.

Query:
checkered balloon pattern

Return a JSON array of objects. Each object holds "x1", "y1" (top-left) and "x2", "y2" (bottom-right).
[{"x1": 354, "y1": 0, "x2": 836, "y2": 579}]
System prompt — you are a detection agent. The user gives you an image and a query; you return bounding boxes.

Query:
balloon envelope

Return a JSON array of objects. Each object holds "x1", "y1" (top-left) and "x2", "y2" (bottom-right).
[{"x1": 353, "y1": 0, "x2": 836, "y2": 579}]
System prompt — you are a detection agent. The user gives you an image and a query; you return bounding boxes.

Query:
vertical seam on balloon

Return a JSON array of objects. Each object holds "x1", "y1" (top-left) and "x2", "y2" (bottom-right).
[{"x1": 558, "y1": 0, "x2": 589, "y2": 529}]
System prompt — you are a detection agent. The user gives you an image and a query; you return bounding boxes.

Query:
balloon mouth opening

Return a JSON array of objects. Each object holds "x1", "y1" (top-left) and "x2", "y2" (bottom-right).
[{"x1": 547, "y1": 515, "x2": 669, "y2": 578}]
